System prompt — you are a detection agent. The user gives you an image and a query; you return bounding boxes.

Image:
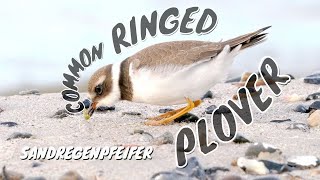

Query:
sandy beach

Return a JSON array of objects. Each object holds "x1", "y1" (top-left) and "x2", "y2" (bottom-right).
[{"x1": 0, "y1": 79, "x2": 319, "y2": 180}]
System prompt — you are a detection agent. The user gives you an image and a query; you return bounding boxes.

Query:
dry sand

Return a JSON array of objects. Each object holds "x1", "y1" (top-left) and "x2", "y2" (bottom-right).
[{"x1": 0, "y1": 79, "x2": 319, "y2": 180}]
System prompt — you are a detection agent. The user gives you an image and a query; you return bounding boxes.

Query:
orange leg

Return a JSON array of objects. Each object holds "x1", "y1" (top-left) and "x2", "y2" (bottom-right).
[{"x1": 145, "y1": 98, "x2": 202, "y2": 126}]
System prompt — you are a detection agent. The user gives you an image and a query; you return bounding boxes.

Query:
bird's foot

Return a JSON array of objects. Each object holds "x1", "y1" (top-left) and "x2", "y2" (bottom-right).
[{"x1": 145, "y1": 98, "x2": 201, "y2": 126}]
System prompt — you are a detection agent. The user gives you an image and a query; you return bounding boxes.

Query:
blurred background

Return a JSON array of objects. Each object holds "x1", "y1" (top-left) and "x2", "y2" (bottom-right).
[{"x1": 0, "y1": 0, "x2": 319, "y2": 96}]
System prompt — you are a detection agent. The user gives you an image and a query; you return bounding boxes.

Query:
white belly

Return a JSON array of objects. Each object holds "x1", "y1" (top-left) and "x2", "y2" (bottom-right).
[{"x1": 130, "y1": 45, "x2": 240, "y2": 105}]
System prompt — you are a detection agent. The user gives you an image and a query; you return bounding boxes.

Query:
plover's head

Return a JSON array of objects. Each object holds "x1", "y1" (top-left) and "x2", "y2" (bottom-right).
[{"x1": 86, "y1": 64, "x2": 121, "y2": 117}]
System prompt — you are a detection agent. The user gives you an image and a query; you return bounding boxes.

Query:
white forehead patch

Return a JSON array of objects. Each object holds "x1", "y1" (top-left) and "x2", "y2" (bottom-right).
[
  {"x1": 96, "y1": 62, "x2": 121, "y2": 107},
  {"x1": 95, "y1": 75, "x2": 106, "y2": 87}
]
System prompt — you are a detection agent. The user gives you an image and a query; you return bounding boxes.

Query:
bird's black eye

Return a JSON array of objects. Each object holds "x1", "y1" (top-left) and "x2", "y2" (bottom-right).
[{"x1": 95, "y1": 85, "x2": 103, "y2": 95}]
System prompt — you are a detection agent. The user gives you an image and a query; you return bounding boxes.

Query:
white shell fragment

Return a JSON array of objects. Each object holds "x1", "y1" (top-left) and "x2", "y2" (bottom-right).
[
  {"x1": 237, "y1": 157, "x2": 269, "y2": 175},
  {"x1": 287, "y1": 156, "x2": 319, "y2": 169}
]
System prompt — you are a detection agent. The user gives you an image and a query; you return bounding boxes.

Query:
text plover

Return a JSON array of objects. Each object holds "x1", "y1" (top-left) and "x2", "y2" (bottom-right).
[{"x1": 85, "y1": 26, "x2": 270, "y2": 125}]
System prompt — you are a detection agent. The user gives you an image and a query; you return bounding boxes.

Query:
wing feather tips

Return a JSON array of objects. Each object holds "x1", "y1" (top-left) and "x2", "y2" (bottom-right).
[{"x1": 224, "y1": 26, "x2": 271, "y2": 51}]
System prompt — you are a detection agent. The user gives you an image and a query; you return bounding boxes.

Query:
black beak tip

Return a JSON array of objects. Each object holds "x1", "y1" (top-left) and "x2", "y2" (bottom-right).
[{"x1": 88, "y1": 107, "x2": 95, "y2": 117}]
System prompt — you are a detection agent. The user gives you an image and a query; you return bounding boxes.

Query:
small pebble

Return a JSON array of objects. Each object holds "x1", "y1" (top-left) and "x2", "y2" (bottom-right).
[
  {"x1": 176, "y1": 157, "x2": 207, "y2": 178},
  {"x1": 260, "y1": 160, "x2": 291, "y2": 173},
  {"x1": 131, "y1": 129, "x2": 154, "y2": 141},
  {"x1": 7, "y1": 132, "x2": 33, "y2": 140},
  {"x1": 270, "y1": 119, "x2": 291, "y2": 123},
  {"x1": 151, "y1": 157, "x2": 208, "y2": 180},
  {"x1": 215, "y1": 106, "x2": 232, "y2": 114},
  {"x1": 293, "y1": 104, "x2": 309, "y2": 113},
  {"x1": 83, "y1": 99, "x2": 91, "y2": 109},
  {"x1": 151, "y1": 132, "x2": 174, "y2": 145},
  {"x1": 150, "y1": 172, "x2": 185, "y2": 180},
  {"x1": 201, "y1": 91, "x2": 214, "y2": 99},
  {"x1": 233, "y1": 134, "x2": 251, "y2": 144},
  {"x1": 245, "y1": 142, "x2": 280, "y2": 157},
  {"x1": 205, "y1": 105, "x2": 217, "y2": 114},
  {"x1": 97, "y1": 106, "x2": 115, "y2": 111},
  {"x1": 221, "y1": 175, "x2": 243, "y2": 180},
  {"x1": 252, "y1": 176, "x2": 280, "y2": 180},
  {"x1": 308, "y1": 110, "x2": 320, "y2": 127},
  {"x1": 306, "y1": 92, "x2": 320, "y2": 101},
  {"x1": 122, "y1": 111, "x2": 141, "y2": 116},
  {"x1": 51, "y1": 109, "x2": 69, "y2": 119},
  {"x1": 132, "y1": 129, "x2": 144, "y2": 134},
  {"x1": 0, "y1": 122, "x2": 18, "y2": 127},
  {"x1": 304, "y1": 73, "x2": 320, "y2": 84},
  {"x1": 204, "y1": 166, "x2": 229, "y2": 175},
  {"x1": 31, "y1": 162, "x2": 42, "y2": 168},
  {"x1": 0, "y1": 108, "x2": 3, "y2": 114},
  {"x1": 287, "y1": 156, "x2": 319, "y2": 169},
  {"x1": 139, "y1": 133, "x2": 154, "y2": 142},
  {"x1": 174, "y1": 113, "x2": 199, "y2": 123},
  {"x1": 237, "y1": 157, "x2": 269, "y2": 175},
  {"x1": 59, "y1": 171, "x2": 83, "y2": 180},
  {"x1": 19, "y1": 89, "x2": 40, "y2": 95},
  {"x1": 287, "y1": 123, "x2": 310, "y2": 132},
  {"x1": 159, "y1": 108, "x2": 174, "y2": 114},
  {"x1": 0, "y1": 166, "x2": 24, "y2": 180},
  {"x1": 24, "y1": 177, "x2": 46, "y2": 180}
]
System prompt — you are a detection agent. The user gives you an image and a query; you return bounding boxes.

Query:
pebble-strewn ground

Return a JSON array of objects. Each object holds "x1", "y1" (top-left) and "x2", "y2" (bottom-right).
[{"x1": 0, "y1": 79, "x2": 319, "y2": 180}]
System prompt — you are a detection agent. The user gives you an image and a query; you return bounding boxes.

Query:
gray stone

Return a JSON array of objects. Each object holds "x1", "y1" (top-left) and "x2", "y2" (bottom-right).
[
  {"x1": 19, "y1": 89, "x2": 40, "y2": 95},
  {"x1": 82, "y1": 99, "x2": 91, "y2": 109},
  {"x1": 51, "y1": 109, "x2": 69, "y2": 119},
  {"x1": 287, "y1": 123, "x2": 310, "y2": 132},
  {"x1": 151, "y1": 157, "x2": 227, "y2": 180},
  {"x1": 293, "y1": 104, "x2": 309, "y2": 113},
  {"x1": 270, "y1": 119, "x2": 291, "y2": 123},
  {"x1": 151, "y1": 132, "x2": 174, "y2": 145},
  {"x1": 31, "y1": 162, "x2": 42, "y2": 168},
  {"x1": 7, "y1": 132, "x2": 33, "y2": 140},
  {"x1": 260, "y1": 160, "x2": 291, "y2": 173},
  {"x1": 201, "y1": 91, "x2": 214, "y2": 99},
  {"x1": 253, "y1": 176, "x2": 280, "y2": 180},
  {"x1": 309, "y1": 101, "x2": 320, "y2": 111},
  {"x1": 97, "y1": 105, "x2": 115, "y2": 111},
  {"x1": 205, "y1": 105, "x2": 217, "y2": 114},
  {"x1": 122, "y1": 111, "x2": 141, "y2": 116},
  {"x1": 24, "y1": 177, "x2": 46, "y2": 180},
  {"x1": 233, "y1": 134, "x2": 251, "y2": 144},
  {"x1": 304, "y1": 73, "x2": 320, "y2": 84},
  {"x1": 245, "y1": 143, "x2": 280, "y2": 157},
  {"x1": 0, "y1": 122, "x2": 18, "y2": 127},
  {"x1": 306, "y1": 92, "x2": 320, "y2": 101}
]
